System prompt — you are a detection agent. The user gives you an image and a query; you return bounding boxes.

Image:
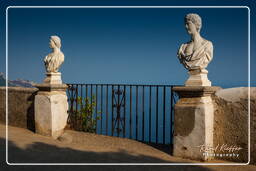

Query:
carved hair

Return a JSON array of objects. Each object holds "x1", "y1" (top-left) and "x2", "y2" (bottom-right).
[
  {"x1": 185, "y1": 13, "x2": 202, "y2": 32},
  {"x1": 51, "y1": 35, "x2": 61, "y2": 48}
]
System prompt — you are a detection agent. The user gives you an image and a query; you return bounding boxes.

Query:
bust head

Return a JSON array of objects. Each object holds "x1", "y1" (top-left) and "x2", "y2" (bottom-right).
[
  {"x1": 185, "y1": 13, "x2": 202, "y2": 35},
  {"x1": 49, "y1": 35, "x2": 61, "y2": 49}
]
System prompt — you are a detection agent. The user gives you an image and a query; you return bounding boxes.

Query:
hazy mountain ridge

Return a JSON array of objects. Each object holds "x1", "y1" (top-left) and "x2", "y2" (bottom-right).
[
  {"x1": 0, "y1": 72, "x2": 35, "y2": 87},
  {"x1": 0, "y1": 72, "x2": 5, "y2": 86}
]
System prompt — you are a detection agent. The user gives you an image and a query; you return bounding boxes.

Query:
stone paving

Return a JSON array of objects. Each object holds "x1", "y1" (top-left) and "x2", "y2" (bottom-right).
[{"x1": 0, "y1": 124, "x2": 255, "y2": 171}]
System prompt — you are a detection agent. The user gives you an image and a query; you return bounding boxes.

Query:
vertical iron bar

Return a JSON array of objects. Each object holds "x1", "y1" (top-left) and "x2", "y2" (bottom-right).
[
  {"x1": 70, "y1": 84, "x2": 74, "y2": 113},
  {"x1": 170, "y1": 86, "x2": 173, "y2": 144},
  {"x1": 70, "y1": 85, "x2": 74, "y2": 128},
  {"x1": 75, "y1": 84, "x2": 78, "y2": 113},
  {"x1": 80, "y1": 84, "x2": 83, "y2": 108},
  {"x1": 129, "y1": 86, "x2": 132, "y2": 139},
  {"x1": 75, "y1": 84, "x2": 79, "y2": 129},
  {"x1": 123, "y1": 85, "x2": 126, "y2": 138},
  {"x1": 149, "y1": 85, "x2": 152, "y2": 143},
  {"x1": 136, "y1": 86, "x2": 138, "y2": 140},
  {"x1": 106, "y1": 85, "x2": 108, "y2": 135},
  {"x1": 142, "y1": 85, "x2": 145, "y2": 142},
  {"x1": 100, "y1": 85, "x2": 103, "y2": 134},
  {"x1": 80, "y1": 85, "x2": 83, "y2": 128},
  {"x1": 163, "y1": 86, "x2": 166, "y2": 144},
  {"x1": 86, "y1": 84, "x2": 88, "y2": 100},
  {"x1": 111, "y1": 85, "x2": 114, "y2": 136},
  {"x1": 156, "y1": 86, "x2": 159, "y2": 144},
  {"x1": 90, "y1": 84, "x2": 93, "y2": 132},
  {"x1": 117, "y1": 85, "x2": 120, "y2": 137},
  {"x1": 90, "y1": 84, "x2": 93, "y2": 105},
  {"x1": 95, "y1": 85, "x2": 98, "y2": 133}
]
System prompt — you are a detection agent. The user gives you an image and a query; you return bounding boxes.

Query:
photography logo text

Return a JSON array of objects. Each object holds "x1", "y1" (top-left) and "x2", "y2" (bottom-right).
[{"x1": 196, "y1": 144, "x2": 242, "y2": 158}]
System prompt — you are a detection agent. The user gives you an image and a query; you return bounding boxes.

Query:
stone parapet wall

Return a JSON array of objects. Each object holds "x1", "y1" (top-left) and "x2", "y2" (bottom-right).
[
  {"x1": 213, "y1": 87, "x2": 255, "y2": 164},
  {"x1": 0, "y1": 87, "x2": 38, "y2": 131},
  {"x1": 0, "y1": 86, "x2": 255, "y2": 164}
]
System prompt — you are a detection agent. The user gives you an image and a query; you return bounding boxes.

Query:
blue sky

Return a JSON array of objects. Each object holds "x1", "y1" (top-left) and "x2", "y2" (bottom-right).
[{"x1": 0, "y1": 0, "x2": 255, "y2": 88}]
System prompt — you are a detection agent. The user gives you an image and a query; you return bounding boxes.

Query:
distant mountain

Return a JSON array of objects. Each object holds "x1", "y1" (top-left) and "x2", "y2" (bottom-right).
[
  {"x1": 0, "y1": 72, "x2": 35, "y2": 87},
  {"x1": 0, "y1": 72, "x2": 5, "y2": 86}
]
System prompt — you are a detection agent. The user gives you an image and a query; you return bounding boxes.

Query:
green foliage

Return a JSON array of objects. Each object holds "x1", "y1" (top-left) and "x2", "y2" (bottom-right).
[{"x1": 76, "y1": 95, "x2": 101, "y2": 133}]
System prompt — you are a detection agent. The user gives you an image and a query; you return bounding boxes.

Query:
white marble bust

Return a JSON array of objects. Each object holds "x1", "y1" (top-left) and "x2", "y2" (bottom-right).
[
  {"x1": 177, "y1": 13, "x2": 213, "y2": 70},
  {"x1": 44, "y1": 36, "x2": 64, "y2": 73}
]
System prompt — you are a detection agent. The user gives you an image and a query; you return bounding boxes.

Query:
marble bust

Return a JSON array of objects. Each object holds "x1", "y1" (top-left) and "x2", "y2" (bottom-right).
[
  {"x1": 177, "y1": 13, "x2": 213, "y2": 86},
  {"x1": 44, "y1": 36, "x2": 64, "y2": 73}
]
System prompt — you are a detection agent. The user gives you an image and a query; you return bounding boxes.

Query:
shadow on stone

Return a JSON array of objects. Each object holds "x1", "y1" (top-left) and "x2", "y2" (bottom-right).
[
  {"x1": 142, "y1": 142, "x2": 173, "y2": 156},
  {"x1": 26, "y1": 91, "x2": 37, "y2": 132},
  {"x1": 0, "y1": 138, "x2": 213, "y2": 171}
]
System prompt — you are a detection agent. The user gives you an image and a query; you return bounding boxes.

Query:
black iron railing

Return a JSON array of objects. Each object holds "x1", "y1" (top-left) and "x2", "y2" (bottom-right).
[{"x1": 66, "y1": 84, "x2": 179, "y2": 145}]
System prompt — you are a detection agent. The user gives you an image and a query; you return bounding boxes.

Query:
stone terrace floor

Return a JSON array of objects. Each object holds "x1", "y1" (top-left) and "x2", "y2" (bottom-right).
[{"x1": 0, "y1": 124, "x2": 255, "y2": 171}]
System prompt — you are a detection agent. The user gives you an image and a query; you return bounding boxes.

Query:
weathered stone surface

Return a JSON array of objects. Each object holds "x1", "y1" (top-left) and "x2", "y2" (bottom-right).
[
  {"x1": 185, "y1": 69, "x2": 211, "y2": 86},
  {"x1": 213, "y1": 87, "x2": 256, "y2": 163},
  {"x1": 43, "y1": 72, "x2": 62, "y2": 84},
  {"x1": 33, "y1": 83, "x2": 67, "y2": 92},
  {"x1": 174, "y1": 96, "x2": 214, "y2": 160},
  {"x1": 35, "y1": 92, "x2": 68, "y2": 139},
  {"x1": 173, "y1": 86, "x2": 256, "y2": 163},
  {"x1": 173, "y1": 86, "x2": 221, "y2": 97},
  {"x1": 0, "y1": 87, "x2": 38, "y2": 131},
  {"x1": 173, "y1": 86, "x2": 218, "y2": 161}
]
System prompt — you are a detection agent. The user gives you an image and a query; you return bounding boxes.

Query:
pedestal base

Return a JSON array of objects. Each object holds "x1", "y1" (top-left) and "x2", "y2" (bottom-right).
[
  {"x1": 172, "y1": 86, "x2": 220, "y2": 161},
  {"x1": 44, "y1": 72, "x2": 62, "y2": 84},
  {"x1": 185, "y1": 69, "x2": 211, "y2": 86},
  {"x1": 34, "y1": 83, "x2": 68, "y2": 139}
]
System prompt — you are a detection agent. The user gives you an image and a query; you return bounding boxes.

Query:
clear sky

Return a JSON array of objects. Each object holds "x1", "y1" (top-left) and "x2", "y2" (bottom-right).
[{"x1": 0, "y1": 0, "x2": 255, "y2": 88}]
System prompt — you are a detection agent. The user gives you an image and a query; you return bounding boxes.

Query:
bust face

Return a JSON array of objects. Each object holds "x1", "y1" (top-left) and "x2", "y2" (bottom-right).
[
  {"x1": 185, "y1": 20, "x2": 197, "y2": 35},
  {"x1": 49, "y1": 39, "x2": 56, "y2": 48}
]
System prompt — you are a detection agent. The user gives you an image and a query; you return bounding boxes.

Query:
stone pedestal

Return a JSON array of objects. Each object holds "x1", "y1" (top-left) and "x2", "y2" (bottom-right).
[
  {"x1": 34, "y1": 83, "x2": 68, "y2": 139},
  {"x1": 172, "y1": 86, "x2": 220, "y2": 161},
  {"x1": 185, "y1": 69, "x2": 211, "y2": 86},
  {"x1": 44, "y1": 72, "x2": 62, "y2": 84}
]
